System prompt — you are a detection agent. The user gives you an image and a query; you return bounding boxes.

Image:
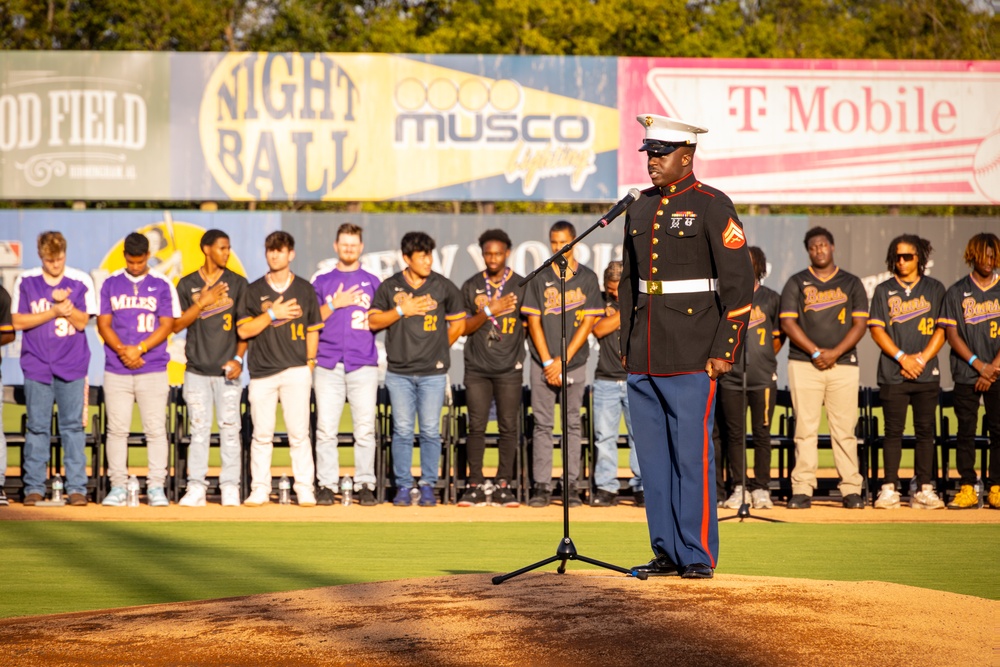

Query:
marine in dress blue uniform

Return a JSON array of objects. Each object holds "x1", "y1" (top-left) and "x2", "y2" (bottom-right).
[{"x1": 621, "y1": 114, "x2": 754, "y2": 579}]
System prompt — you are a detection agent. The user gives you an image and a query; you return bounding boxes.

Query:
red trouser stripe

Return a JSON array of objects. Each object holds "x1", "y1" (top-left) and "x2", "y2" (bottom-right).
[{"x1": 701, "y1": 378, "x2": 717, "y2": 569}]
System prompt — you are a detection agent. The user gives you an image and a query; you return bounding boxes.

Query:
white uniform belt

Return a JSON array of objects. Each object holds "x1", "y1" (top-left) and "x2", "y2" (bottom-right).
[{"x1": 639, "y1": 278, "x2": 717, "y2": 295}]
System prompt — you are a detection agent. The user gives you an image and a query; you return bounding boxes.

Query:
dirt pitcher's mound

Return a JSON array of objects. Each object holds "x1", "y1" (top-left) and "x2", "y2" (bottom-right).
[{"x1": 0, "y1": 572, "x2": 991, "y2": 666}]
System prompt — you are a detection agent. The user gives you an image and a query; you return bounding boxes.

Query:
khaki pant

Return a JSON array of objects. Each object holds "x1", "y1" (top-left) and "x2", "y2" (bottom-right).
[
  {"x1": 248, "y1": 366, "x2": 315, "y2": 497},
  {"x1": 787, "y1": 360, "x2": 863, "y2": 497}
]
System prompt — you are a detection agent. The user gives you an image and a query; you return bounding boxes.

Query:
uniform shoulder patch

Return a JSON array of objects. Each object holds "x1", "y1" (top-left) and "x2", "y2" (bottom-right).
[{"x1": 723, "y1": 218, "x2": 746, "y2": 249}]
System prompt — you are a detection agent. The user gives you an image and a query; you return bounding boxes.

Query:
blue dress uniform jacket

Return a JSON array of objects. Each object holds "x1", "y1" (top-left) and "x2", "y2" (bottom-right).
[{"x1": 619, "y1": 172, "x2": 754, "y2": 373}]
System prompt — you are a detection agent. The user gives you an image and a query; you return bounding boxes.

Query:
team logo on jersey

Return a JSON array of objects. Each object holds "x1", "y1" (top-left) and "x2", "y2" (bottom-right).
[
  {"x1": 748, "y1": 304, "x2": 767, "y2": 328},
  {"x1": 887, "y1": 295, "x2": 931, "y2": 325},
  {"x1": 543, "y1": 286, "x2": 586, "y2": 315},
  {"x1": 722, "y1": 218, "x2": 746, "y2": 249},
  {"x1": 260, "y1": 299, "x2": 291, "y2": 326},
  {"x1": 199, "y1": 295, "x2": 234, "y2": 319},
  {"x1": 962, "y1": 297, "x2": 1000, "y2": 325},
  {"x1": 803, "y1": 286, "x2": 848, "y2": 312},
  {"x1": 393, "y1": 292, "x2": 438, "y2": 311}
]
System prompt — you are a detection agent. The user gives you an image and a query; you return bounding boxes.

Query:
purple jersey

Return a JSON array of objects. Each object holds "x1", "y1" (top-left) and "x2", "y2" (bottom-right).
[
  {"x1": 100, "y1": 269, "x2": 180, "y2": 375},
  {"x1": 12, "y1": 267, "x2": 96, "y2": 383},
  {"x1": 312, "y1": 266, "x2": 380, "y2": 372}
]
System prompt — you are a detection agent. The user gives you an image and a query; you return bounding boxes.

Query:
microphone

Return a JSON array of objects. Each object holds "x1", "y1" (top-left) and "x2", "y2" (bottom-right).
[{"x1": 599, "y1": 188, "x2": 641, "y2": 227}]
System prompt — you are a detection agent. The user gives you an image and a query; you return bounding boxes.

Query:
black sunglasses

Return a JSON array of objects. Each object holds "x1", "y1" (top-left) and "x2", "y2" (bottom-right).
[{"x1": 896, "y1": 253, "x2": 916, "y2": 262}]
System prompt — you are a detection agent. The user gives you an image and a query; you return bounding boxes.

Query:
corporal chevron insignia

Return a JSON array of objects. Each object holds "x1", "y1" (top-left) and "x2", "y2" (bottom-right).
[{"x1": 722, "y1": 218, "x2": 746, "y2": 249}]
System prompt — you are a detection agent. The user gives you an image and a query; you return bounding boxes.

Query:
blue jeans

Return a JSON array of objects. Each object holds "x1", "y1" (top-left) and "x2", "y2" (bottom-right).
[
  {"x1": 314, "y1": 364, "x2": 378, "y2": 489},
  {"x1": 182, "y1": 371, "x2": 243, "y2": 490},
  {"x1": 592, "y1": 379, "x2": 641, "y2": 493},
  {"x1": 385, "y1": 371, "x2": 447, "y2": 488},
  {"x1": 23, "y1": 377, "x2": 88, "y2": 496}
]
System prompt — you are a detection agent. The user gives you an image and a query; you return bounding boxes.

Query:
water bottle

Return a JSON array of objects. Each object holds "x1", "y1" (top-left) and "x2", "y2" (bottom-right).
[
  {"x1": 341, "y1": 476, "x2": 353, "y2": 506},
  {"x1": 126, "y1": 475, "x2": 141, "y2": 507},
  {"x1": 410, "y1": 486, "x2": 421, "y2": 503},
  {"x1": 51, "y1": 475, "x2": 64, "y2": 503},
  {"x1": 482, "y1": 479, "x2": 495, "y2": 505},
  {"x1": 974, "y1": 477, "x2": 983, "y2": 507},
  {"x1": 908, "y1": 476, "x2": 917, "y2": 498},
  {"x1": 278, "y1": 475, "x2": 291, "y2": 505}
]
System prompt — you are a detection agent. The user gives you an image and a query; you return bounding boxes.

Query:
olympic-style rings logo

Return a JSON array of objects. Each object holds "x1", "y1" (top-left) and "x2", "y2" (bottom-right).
[{"x1": 394, "y1": 77, "x2": 522, "y2": 113}]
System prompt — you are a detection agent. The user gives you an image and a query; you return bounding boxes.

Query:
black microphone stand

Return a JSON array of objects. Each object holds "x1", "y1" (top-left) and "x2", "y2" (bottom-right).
[
  {"x1": 493, "y1": 212, "x2": 646, "y2": 584},
  {"x1": 719, "y1": 325, "x2": 784, "y2": 524}
]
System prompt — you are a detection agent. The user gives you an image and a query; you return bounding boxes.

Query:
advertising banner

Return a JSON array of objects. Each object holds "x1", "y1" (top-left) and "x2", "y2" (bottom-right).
[
  {"x1": 0, "y1": 52, "x2": 171, "y2": 199},
  {"x1": 618, "y1": 58, "x2": 1000, "y2": 205}
]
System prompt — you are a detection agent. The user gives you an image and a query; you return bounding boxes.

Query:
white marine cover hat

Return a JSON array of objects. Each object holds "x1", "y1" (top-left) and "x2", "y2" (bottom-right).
[{"x1": 637, "y1": 114, "x2": 708, "y2": 154}]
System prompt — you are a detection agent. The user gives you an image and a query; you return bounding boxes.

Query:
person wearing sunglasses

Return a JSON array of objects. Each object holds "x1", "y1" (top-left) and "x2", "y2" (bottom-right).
[{"x1": 868, "y1": 236, "x2": 946, "y2": 509}]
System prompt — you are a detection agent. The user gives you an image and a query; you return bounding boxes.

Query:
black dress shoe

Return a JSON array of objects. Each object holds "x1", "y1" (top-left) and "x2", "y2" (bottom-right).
[
  {"x1": 633, "y1": 490, "x2": 645, "y2": 508},
  {"x1": 786, "y1": 493, "x2": 812, "y2": 509},
  {"x1": 842, "y1": 493, "x2": 864, "y2": 509},
  {"x1": 631, "y1": 555, "x2": 679, "y2": 576},
  {"x1": 680, "y1": 563, "x2": 714, "y2": 579}
]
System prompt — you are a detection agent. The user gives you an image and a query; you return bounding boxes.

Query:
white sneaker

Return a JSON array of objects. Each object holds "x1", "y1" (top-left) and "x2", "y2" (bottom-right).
[
  {"x1": 722, "y1": 485, "x2": 747, "y2": 510},
  {"x1": 102, "y1": 486, "x2": 127, "y2": 507},
  {"x1": 221, "y1": 486, "x2": 241, "y2": 507},
  {"x1": 751, "y1": 488, "x2": 774, "y2": 509},
  {"x1": 874, "y1": 483, "x2": 900, "y2": 509},
  {"x1": 243, "y1": 487, "x2": 270, "y2": 507},
  {"x1": 911, "y1": 483, "x2": 945, "y2": 510},
  {"x1": 297, "y1": 490, "x2": 317, "y2": 507},
  {"x1": 147, "y1": 486, "x2": 170, "y2": 507},
  {"x1": 178, "y1": 486, "x2": 207, "y2": 507}
]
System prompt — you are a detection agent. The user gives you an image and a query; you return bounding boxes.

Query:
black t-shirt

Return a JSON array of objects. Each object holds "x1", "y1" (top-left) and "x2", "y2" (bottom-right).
[
  {"x1": 461, "y1": 268, "x2": 526, "y2": 377},
  {"x1": 595, "y1": 295, "x2": 626, "y2": 381},
  {"x1": 868, "y1": 275, "x2": 945, "y2": 385},
  {"x1": 237, "y1": 275, "x2": 323, "y2": 379},
  {"x1": 521, "y1": 263, "x2": 604, "y2": 371},
  {"x1": 177, "y1": 267, "x2": 248, "y2": 377},
  {"x1": 941, "y1": 274, "x2": 1000, "y2": 384},
  {"x1": 372, "y1": 271, "x2": 466, "y2": 376},
  {"x1": 780, "y1": 266, "x2": 869, "y2": 365},
  {"x1": 720, "y1": 285, "x2": 781, "y2": 390},
  {"x1": 0, "y1": 286, "x2": 11, "y2": 381}
]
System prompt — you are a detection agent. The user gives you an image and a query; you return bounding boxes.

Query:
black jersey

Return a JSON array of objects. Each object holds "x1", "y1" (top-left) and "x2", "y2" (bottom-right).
[
  {"x1": 941, "y1": 273, "x2": 1000, "y2": 385},
  {"x1": 780, "y1": 266, "x2": 869, "y2": 365},
  {"x1": 372, "y1": 271, "x2": 466, "y2": 376},
  {"x1": 0, "y1": 285, "x2": 11, "y2": 382},
  {"x1": 461, "y1": 267, "x2": 526, "y2": 377},
  {"x1": 521, "y1": 263, "x2": 604, "y2": 371},
  {"x1": 595, "y1": 296, "x2": 626, "y2": 381},
  {"x1": 868, "y1": 275, "x2": 945, "y2": 385},
  {"x1": 177, "y1": 267, "x2": 248, "y2": 377},
  {"x1": 237, "y1": 275, "x2": 323, "y2": 379},
  {"x1": 720, "y1": 285, "x2": 781, "y2": 391}
]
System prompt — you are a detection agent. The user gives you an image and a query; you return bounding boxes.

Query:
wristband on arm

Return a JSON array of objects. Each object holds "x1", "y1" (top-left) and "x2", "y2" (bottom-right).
[
  {"x1": 542, "y1": 359, "x2": 554, "y2": 368},
  {"x1": 325, "y1": 295, "x2": 335, "y2": 310},
  {"x1": 395, "y1": 305, "x2": 405, "y2": 318},
  {"x1": 811, "y1": 350, "x2": 821, "y2": 360},
  {"x1": 267, "y1": 308, "x2": 277, "y2": 322},
  {"x1": 894, "y1": 350, "x2": 905, "y2": 362},
  {"x1": 969, "y1": 354, "x2": 979, "y2": 367}
]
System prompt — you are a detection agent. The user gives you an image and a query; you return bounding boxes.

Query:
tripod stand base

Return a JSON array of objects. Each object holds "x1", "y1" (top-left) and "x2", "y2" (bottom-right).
[
  {"x1": 492, "y1": 537, "x2": 647, "y2": 585},
  {"x1": 718, "y1": 502, "x2": 786, "y2": 523}
]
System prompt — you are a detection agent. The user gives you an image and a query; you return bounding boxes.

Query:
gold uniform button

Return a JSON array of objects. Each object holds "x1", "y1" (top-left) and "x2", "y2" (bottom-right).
[
  {"x1": 651, "y1": 267, "x2": 658, "y2": 274},
  {"x1": 686, "y1": 308, "x2": 693, "y2": 314},
  {"x1": 656, "y1": 210, "x2": 664, "y2": 216},
  {"x1": 732, "y1": 324, "x2": 738, "y2": 329},
  {"x1": 725, "y1": 352, "x2": 731, "y2": 358},
  {"x1": 661, "y1": 197, "x2": 668, "y2": 205},
  {"x1": 678, "y1": 231, "x2": 684, "y2": 236},
  {"x1": 654, "y1": 223, "x2": 660, "y2": 230},
  {"x1": 653, "y1": 238, "x2": 659, "y2": 245},
  {"x1": 728, "y1": 338, "x2": 734, "y2": 343},
  {"x1": 652, "y1": 253, "x2": 658, "y2": 260},
  {"x1": 632, "y1": 229, "x2": 638, "y2": 235}
]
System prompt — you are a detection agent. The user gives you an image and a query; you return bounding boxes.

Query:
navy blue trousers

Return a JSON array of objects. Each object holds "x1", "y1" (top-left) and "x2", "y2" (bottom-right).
[{"x1": 627, "y1": 372, "x2": 719, "y2": 568}]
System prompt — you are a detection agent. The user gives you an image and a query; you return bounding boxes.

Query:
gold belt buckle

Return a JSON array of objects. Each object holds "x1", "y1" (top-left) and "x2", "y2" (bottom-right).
[{"x1": 647, "y1": 280, "x2": 662, "y2": 295}]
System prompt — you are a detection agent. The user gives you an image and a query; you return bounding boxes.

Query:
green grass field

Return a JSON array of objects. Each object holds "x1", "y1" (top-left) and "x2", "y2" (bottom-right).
[{"x1": 0, "y1": 521, "x2": 996, "y2": 618}]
